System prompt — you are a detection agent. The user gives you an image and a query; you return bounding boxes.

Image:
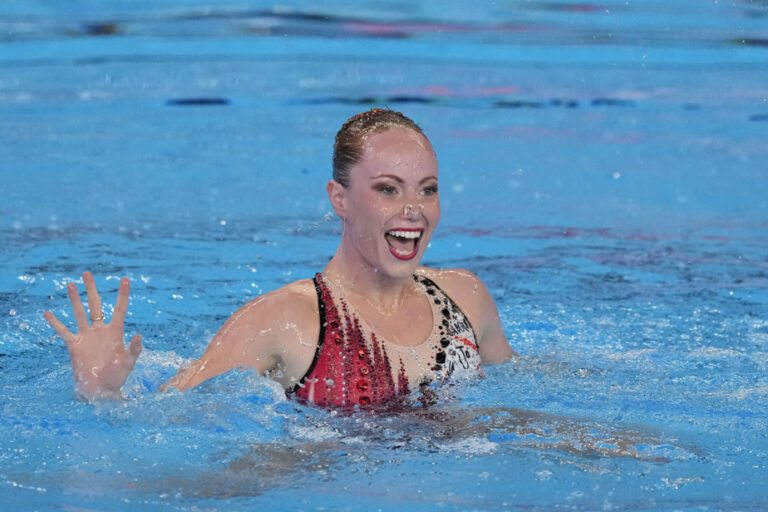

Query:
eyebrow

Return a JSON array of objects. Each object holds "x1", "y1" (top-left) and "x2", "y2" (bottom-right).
[{"x1": 371, "y1": 174, "x2": 438, "y2": 184}]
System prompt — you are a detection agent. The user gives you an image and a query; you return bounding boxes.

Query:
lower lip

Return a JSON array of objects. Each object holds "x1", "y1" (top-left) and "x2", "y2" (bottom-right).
[{"x1": 388, "y1": 238, "x2": 420, "y2": 261}]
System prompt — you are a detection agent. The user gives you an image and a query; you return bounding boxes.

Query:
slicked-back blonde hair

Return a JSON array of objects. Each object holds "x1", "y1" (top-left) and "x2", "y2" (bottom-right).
[{"x1": 332, "y1": 108, "x2": 426, "y2": 187}]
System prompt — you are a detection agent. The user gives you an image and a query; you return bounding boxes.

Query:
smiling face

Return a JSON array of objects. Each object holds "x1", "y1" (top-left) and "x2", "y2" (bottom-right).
[{"x1": 330, "y1": 126, "x2": 440, "y2": 280}]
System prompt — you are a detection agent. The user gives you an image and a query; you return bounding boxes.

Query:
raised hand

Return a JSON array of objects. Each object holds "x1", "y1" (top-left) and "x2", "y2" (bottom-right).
[{"x1": 44, "y1": 271, "x2": 143, "y2": 400}]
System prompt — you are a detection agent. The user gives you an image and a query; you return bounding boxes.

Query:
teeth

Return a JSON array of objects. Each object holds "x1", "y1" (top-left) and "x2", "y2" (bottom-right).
[{"x1": 387, "y1": 230, "x2": 421, "y2": 239}]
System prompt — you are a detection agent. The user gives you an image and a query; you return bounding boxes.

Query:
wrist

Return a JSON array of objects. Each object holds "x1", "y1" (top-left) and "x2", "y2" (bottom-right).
[{"x1": 74, "y1": 380, "x2": 123, "y2": 402}]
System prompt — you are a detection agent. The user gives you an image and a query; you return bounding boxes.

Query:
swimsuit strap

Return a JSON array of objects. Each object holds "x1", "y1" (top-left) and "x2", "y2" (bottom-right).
[
  {"x1": 412, "y1": 274, "x2": 478, "y2": 348},
  {"x1": 286, "y1": 275, "x2": 326, "y2": 394},
  {"x1": 290, "y1": 272, "x2": 410, "y2": 407}
]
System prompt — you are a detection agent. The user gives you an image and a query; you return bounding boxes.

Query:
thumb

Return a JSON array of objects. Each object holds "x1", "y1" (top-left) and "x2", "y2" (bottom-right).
[{"x1": 128, "y1": 334, "x2": 143, "y2": 359}]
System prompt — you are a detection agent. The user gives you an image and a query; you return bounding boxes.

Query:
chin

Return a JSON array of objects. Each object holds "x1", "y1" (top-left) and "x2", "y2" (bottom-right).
[
  {"x1": 376, "y1": 246, "x2": 427, "y2": 279},
  {"x1": 382, "y1": 262, "x2": 422, "y2": 279}
]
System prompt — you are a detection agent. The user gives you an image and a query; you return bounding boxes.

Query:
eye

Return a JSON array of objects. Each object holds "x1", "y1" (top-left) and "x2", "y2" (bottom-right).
[
  {"x1": 374, "y1": 183, "x2": 397, "y2": 195},
  {"x1": 421, "y1": 184, "x2": 439, "y2": 197}
]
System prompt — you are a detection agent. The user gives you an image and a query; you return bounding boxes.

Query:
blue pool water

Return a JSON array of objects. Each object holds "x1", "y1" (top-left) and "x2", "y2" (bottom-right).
[{"x1": 2, "y1": 1, "x2": 767, "y2": 510}]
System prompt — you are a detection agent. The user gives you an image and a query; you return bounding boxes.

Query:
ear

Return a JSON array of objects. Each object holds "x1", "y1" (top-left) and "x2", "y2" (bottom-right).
[{"x1": 327, "y1": 180, "x2": 347, "y2": 218}]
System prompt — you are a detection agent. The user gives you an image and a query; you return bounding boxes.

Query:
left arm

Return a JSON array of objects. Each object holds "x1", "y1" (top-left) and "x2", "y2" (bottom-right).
[{"x1": 472, "y1": 276, "x2": 518, "y2": 363}]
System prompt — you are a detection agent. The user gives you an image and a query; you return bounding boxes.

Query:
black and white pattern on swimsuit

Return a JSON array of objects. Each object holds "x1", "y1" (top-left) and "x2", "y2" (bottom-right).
[{"x1": 414, "y1": 275, "x2": 483, "y2": 382}]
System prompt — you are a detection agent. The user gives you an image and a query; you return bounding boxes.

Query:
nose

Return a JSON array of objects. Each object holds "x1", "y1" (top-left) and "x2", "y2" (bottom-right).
[{"x1": 402, "y1": 203, "x2": 424, "y2": 218}]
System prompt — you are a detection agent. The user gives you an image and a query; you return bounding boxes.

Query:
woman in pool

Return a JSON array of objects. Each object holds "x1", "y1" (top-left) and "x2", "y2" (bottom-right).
[{"x1": 44, "y1": 108, "x2": 517, "y2": 408}]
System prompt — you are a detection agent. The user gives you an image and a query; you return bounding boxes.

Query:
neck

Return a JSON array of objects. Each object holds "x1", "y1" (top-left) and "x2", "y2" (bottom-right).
[{"x1": 323, "y1": 245, "x2": 416, "y2": 314}]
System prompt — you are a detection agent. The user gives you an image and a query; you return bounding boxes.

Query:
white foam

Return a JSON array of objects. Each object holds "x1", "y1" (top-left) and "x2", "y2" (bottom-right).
[
  {"x1": 605, "y1": 348, "x2": 657, "y2": 361},
  {"x1": 689, "y1": 347, "x2": 744, "y2": 359},
  {"x1": 138, "y1": 349, "x2": 188, "y2": 369},
  {"x1": 708, "y1": 383, "x2": 768, "y2": 400},
  {"x1": 289, "y1": 425, "x2": 340, "y2": 442},
  {"x1": 661, "y1": 476, "x2": 704, "y2": 489},
  {"x1": 439, "y1": 436, "x2": 498, "y2": 455}
]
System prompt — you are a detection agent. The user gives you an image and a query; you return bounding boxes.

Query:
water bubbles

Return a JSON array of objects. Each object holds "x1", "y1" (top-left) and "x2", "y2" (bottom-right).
[
  {"x1": 661, "y1": 476, "x2": 704, "y2": 489},
  {"x1": 574, "y1": 368, "x2": 592, "y2": 378},
  {"x1": 612, "y1": 172, "x2": 621, "y2": 180}
]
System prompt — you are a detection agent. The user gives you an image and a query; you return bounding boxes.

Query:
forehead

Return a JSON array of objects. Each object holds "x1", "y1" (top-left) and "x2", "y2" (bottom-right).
[{"x1": 357, "y1": 127, "x2": 438, "y2": 178}]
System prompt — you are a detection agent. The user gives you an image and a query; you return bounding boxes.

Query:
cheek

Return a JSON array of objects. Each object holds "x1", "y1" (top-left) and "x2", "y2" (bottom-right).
[
  {"x1": 425, "y1": 199, "x2": 441, "y2": 221},
  {"x1": 363, "y1": 197, "x2": 397, "y2": 220},
  {"x1": 349, "y1": 197, "x2": 390, "y2": 234}
]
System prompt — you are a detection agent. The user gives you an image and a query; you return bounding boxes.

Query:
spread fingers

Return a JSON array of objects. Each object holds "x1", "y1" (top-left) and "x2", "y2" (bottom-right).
[
  {"x1": 44, "y1": 310, "x2": 75, "y2": 344},
  {"x1": 112, "y1": 277, "x2": 130, "y2": 328},
  {"x1": 128, "y1": 334, "x2": 143, "y2": 358},
  {"x1": 67, "y1": 282, "x2": 89, "y2": 332},
  {"x1": 82, "y1": 271, "x2": 104, "y2": 324}
]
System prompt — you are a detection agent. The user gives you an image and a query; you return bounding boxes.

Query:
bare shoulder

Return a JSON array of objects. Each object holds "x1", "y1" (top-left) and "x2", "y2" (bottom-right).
[
  {"x1": 242, "y1": 278, "x2": 320, "y2": 379},
  {"x1": 242, "y1": 278, "x2": 317, "y2": 320},
  {"x1": 167, "y1": 278, "x2": 320, "y2": 391},
  {"x1": 227, "y1": 278, "x2": 319, "y2": 351},
  {"x1": 415, "y1": 266, "x2": 493, "y2": 332},
  {"x1": 417, "y1": 267, "x2": 516, "y2": 363},
  {"x1": 416, "y1": 267, "x2": 490, "y2": 309}
]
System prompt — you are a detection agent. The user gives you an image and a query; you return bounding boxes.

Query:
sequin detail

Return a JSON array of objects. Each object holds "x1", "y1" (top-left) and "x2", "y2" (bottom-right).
[{"x1": 289, "y1": 273, "x2": 481, "y2": 408}]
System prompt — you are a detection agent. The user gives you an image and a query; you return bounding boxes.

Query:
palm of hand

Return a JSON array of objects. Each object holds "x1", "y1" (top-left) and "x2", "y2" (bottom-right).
[{"x1": 44, "y1": 271, "x2": 142, "y2": 400}]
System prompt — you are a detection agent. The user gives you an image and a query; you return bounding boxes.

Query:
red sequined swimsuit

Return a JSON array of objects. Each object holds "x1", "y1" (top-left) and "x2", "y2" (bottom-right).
[{"x1": 288, "y1": 273, "x2": 482, "y2": 408}]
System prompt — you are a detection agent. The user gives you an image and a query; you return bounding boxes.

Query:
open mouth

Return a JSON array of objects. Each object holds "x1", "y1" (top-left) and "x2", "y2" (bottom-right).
[{"x1": 385, "y1": 229, "x2": 423, "y2": 260}]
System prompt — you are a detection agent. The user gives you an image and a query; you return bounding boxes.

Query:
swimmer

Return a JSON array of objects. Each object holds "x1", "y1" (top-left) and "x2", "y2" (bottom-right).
[{"x1": 44, "y1": 108, "x2": 518, "y2": 407}]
